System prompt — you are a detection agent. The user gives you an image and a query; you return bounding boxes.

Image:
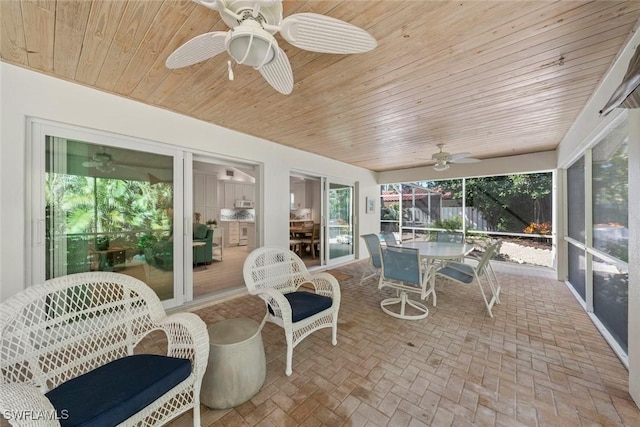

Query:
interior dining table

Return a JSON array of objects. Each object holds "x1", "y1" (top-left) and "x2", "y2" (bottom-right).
[
  {"x1": 290, "y1": 226, "x2": 313, "y2": 237},
  {"x1": 400, "y1": 241, "x2": 475, "y2": 307}
]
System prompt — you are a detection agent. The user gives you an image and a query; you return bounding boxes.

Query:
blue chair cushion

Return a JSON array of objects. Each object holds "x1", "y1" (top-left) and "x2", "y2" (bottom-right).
[
  {"x1": 445, "y1": 262, "x2": 474, "y2": 275},
  {"x1": 437, "y1": 264, "x2": 474, "y2": 284},
  {"x1": 269, "y1": 291, "x2": 333, "y2": 323},
  {"x1": 45, "y1": 354, "x2": 191, "y2": 427}
]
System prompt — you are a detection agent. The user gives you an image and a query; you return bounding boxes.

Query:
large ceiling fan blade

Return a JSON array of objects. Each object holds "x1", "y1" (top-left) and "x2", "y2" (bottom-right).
[
  {"x1": 258, "y1": 47, "x2": 294, "y2": 94},
  {"x1": 278, "y1": 13, "x2": 376, "y2": 54},
  {"x1": 166, "y1": 32, "x2": 227, "y2": 69},
  {"x1": 448, "y1": 152, "x2": 472, "y2": 161}
]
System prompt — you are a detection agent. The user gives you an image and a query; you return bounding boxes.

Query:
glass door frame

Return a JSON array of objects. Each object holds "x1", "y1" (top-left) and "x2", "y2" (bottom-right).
[
  {"x1": 28, "y1": 118, "x2": 186, "y2": 309},
  {"x1": 324, "y1": 176, "x2": 357, "y2": 266}
]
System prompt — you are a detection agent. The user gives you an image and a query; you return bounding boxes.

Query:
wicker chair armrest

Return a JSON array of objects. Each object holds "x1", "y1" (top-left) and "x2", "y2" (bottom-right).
[
  {"x1": 0, "y1": 383, "x2": 61, "y2": 427},
  {"x1": 304, "y1": 272, "x2": 341, "y2": 302},
  {"x1": 159, "y1": 312, "x2": 209, "y2": 378},
  {"x1": 255, "y1": 288, "x2": 293, "y2": 323}
]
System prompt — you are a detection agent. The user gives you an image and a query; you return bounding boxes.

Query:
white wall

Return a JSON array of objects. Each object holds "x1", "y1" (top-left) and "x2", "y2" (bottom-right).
[{"x1": 0, "y1": 63, "x2": 379, "y2": 300}]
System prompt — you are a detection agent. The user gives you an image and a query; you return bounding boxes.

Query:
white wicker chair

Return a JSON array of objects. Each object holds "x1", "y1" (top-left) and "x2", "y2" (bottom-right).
[
  {"x1": 0, "y1": 272, "x2": 209, "y2": 426},
  {"x1": 243, "y1": 247, "x2": 341, "y2": 376}
]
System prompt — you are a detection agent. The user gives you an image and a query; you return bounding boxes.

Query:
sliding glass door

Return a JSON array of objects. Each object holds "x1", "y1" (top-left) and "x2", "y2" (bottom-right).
[
  {"x1": 326, "y1": 179, "x2": 355, "y2": 265},
  {"x1": 30, "y1": 120, "x2": 184, "y2": 307}
]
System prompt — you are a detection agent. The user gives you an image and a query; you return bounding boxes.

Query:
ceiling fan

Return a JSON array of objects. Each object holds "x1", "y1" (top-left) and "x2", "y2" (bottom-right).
[
  {"x1": 165, "y1": 0, "x2": 377, "y2": 95},
  {"x1": 430, "y1": 144, "x2": 480, "y2": 171},
  {"x1": 82, "y1": 149, "x2": 116, "y2": 173}
]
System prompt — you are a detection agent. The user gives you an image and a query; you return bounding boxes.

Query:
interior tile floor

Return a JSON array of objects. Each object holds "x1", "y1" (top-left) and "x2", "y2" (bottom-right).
[
  {"x1": 145, "y1": 260, "x2": 639, "y2": 426},
  {"x1": 193, "y1": 246, "x2": 322, "y2": 299}
]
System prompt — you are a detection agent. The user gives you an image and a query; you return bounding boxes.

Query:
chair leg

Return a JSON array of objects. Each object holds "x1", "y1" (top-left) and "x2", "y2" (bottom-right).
[
  {"x1": 474, "y1": 274, "x2": 496, "y2": 318},
  {"x1": 332, "y1": 317, "x2": 338, "y2": 345},
  {"x1": 486, "y1": 262, "x2": 501, "y2": 303},
  {"x1": 380, "y1": 291, "x2": 429, "y2": 320},
  {"x1": 192, "y1": 396, "x2": 201, "y2": 427},
  {"x1": 285, "y1": 332, "x2": 293, "y2": 376}
]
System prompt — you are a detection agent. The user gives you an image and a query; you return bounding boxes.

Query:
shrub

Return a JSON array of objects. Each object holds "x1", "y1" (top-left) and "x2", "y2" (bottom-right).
[{"x1": 523, "y1": 222, "x2": 551, "y2": 235}]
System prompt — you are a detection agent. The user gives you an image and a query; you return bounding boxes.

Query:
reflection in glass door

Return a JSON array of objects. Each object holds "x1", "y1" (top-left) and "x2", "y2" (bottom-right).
[
  {"x1": 42, "y1": 136, "x2": 177, "y2": 303},
  {"x1": 327, "y1": 181, "x2": 355, "y2": 264}
]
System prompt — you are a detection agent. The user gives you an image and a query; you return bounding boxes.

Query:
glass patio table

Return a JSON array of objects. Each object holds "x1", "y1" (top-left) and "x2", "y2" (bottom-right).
[{"x1": 400, "y1": 241, "x2": 474, "y2": 306}]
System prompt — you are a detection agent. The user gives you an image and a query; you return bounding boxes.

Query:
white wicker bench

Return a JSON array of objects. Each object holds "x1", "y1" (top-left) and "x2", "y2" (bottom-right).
[{"x1": 0, "y1": 272, "x2": 209, "y2": 426}]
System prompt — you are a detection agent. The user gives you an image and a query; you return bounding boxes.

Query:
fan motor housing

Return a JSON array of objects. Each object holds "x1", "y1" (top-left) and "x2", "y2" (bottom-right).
[{"x1": 221, "y1": 0, "x2": 282, "y2": 30}]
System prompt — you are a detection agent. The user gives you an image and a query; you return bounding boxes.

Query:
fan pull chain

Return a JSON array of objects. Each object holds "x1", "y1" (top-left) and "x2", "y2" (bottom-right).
[{"x1": 228, "y1": 61, "x2": 234, "y2": 81}]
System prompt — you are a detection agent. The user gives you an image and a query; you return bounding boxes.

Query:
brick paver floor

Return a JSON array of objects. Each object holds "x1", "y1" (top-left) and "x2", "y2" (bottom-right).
[{"x1": 159, "y1": 260, "x2": 639, "y2": 426}]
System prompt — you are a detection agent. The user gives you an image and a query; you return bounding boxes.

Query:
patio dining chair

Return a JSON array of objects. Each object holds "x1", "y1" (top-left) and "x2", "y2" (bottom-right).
[
  {"x1": 243, "y1": 247, "x2": 340, "y2": 376},
  {"x1": 436, "y1": 231, "x2": 464, "y2": 243},
  {"x1": 360, "y1": 234, "x2": 382, "y2": 285},
  {"x1": 435, "y1": 240, "x2": 501, "y2": 317},
  {"x1": 378, "y1": 246, "x2": 435, "y2": 320},
  {"x1": 465, "y1": 239, "x2": 502, "y2": 292},
  {"x1": 436, "y1": 231, "x2": 465, "y2": 263},
  {"x1": 381, "y1": 232, "x2": 399, "y2": 246}
]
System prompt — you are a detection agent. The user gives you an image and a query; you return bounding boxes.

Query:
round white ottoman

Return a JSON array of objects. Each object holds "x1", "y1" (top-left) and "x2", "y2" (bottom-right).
[{"x1": 200, "y1": 318, "x2": 266, "y2": 409}]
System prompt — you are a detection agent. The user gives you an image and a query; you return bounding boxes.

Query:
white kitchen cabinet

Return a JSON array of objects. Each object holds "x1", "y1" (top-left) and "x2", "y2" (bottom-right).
[
  {"x1": 223, "y1": 182, "x2": 255, "y2": 208},
  {"x1": 194, "y1": 172, "x2": 218, "y2": 223},
  {"x1": 223, "y1": 221, "x2": 240, "y2": 246},
  {"x1": 223, "y1": 182, "x2": 236, "y2": 208}
]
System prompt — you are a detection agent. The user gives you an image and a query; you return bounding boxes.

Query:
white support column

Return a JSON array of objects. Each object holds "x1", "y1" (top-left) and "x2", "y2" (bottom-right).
[{"x1": 628, "y1": 108, "x2": 640, "y2": 408}]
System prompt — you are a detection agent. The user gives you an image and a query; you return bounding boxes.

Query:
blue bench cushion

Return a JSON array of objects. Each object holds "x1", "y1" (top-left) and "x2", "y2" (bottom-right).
[
  {"x1": 46, "y1": 354, "x2": 191, "y2": 427},
  {"x1": 269, "y1": 291, "x2": 333, "y2": 323}
]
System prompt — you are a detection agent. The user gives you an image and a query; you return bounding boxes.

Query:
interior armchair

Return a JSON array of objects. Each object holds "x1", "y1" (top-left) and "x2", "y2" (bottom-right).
[
  {"x1": 243, "y1": 247, "x2": 341, "y2": 376},
  {"x1": 193, "y1": 224, "x2": 213, "y2": 265}
]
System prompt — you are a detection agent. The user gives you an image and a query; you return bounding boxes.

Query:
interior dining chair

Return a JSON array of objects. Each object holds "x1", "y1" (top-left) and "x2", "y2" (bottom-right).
[
  {"x1": 434, "y1": 241, "x2": 501, "y2": 317},
  {"x1": 289, "y1": 238, "x2": 302, "y2": 256},
  {"x1": 299, "y1": 223, "x2": 321, "y2": 259},
  {"x1": 378, "y1": 246, "x2": 435, "y2": 320},
  {"x1": 381, "y1": 232, "x2": 399, "y2": 246},
  {"x1": 360, "y1": 234, "x2": 382, "y2": 285},
  {"x1": 243, "y1": 247, "x2": 340, "y2": 376}
]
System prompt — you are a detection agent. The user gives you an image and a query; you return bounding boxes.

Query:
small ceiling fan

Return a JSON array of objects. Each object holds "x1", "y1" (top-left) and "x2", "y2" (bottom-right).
[
  {"x1": 82, "y1": 149, "x2": 116, "y2": 173},
  {"x1": 430, "y1": 144, "x2": 480, "y2": 171},
  {"x1": 165, "y1": 0, "x2": 377, "y2": 95}
]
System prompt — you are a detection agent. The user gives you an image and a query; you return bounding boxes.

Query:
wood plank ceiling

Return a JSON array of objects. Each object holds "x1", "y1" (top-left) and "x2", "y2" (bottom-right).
[{"x1": 2, "y1": 0, "x2": 640, "y2": 172}]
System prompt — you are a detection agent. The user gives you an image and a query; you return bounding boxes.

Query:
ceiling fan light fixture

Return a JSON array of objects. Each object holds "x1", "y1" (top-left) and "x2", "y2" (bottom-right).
[
  {"x1": 226, "y1": 22, "x2": 276, "y2": 68},
  {"x1": 433, "y1": 160, "x2": 449, "y2": 172}
]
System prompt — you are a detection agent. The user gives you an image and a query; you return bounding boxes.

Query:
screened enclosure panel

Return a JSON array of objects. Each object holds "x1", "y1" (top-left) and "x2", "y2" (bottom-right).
[
  {"x1": 593, "y1": 254, "x2": 628, "y2": 353},
  {"x1": 567, "y1": 241, "x2": 586, "y2": 302},
  {"x1": 592, "y1": 121, "x2": 629, "y2": 263},
  {"x1": 567, "y1": 156, "x2": 586, "y2": 242}
]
